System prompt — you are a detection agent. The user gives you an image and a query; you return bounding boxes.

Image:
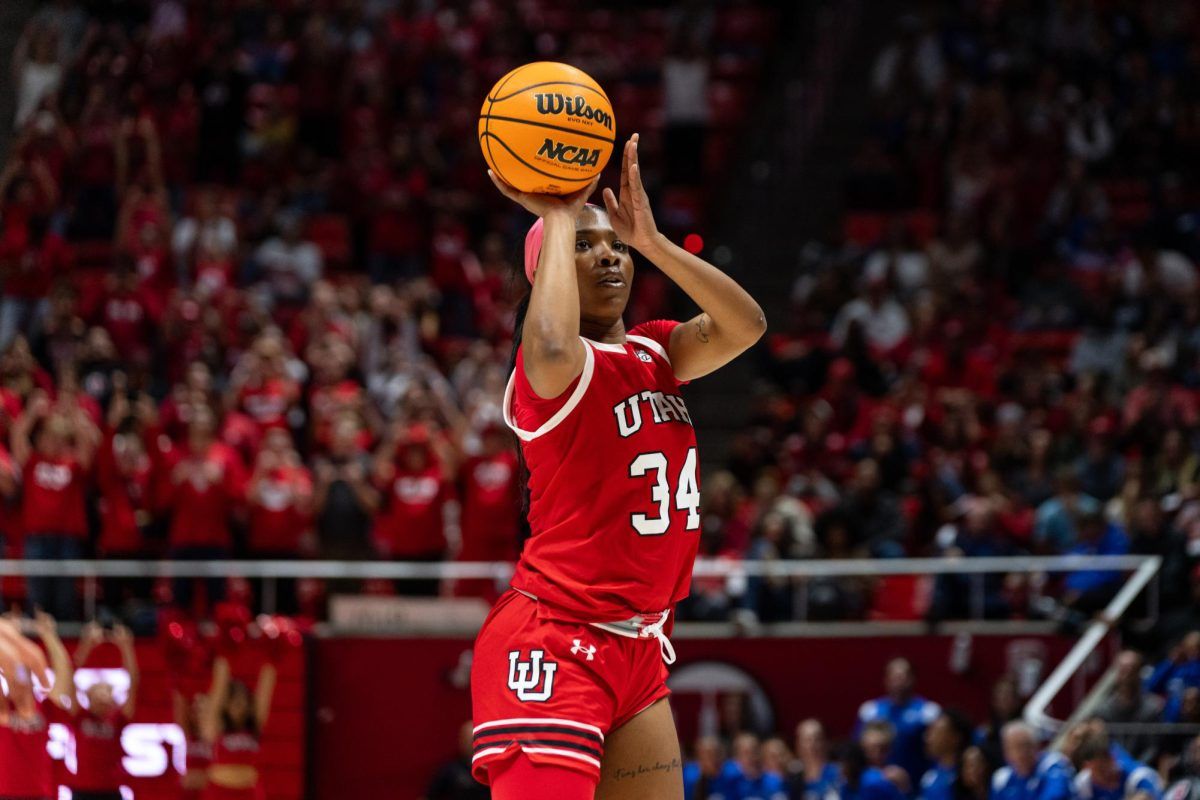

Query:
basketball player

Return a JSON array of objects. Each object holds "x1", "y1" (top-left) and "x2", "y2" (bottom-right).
[{"x1": 471, "y1": 133, "x2": 766, "y2": 800}]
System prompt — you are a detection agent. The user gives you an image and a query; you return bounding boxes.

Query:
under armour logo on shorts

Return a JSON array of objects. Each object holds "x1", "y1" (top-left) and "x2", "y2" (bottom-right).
[
  {"x1": 571, "y1": 639, "x2": 596, "y2": 661},
  {"x1": 507, "y1": 649, "x2": 557, "y2": 702}
]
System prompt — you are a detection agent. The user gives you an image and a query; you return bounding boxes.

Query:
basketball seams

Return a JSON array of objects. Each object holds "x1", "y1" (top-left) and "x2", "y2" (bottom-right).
[
  {"x1": 480, "y1": 114, "x2": 615, "y2": 144},
  {"x1": 489, "y1": 80, "x2": 611, "y2": 105},
  {"x1": 483, "y1": 64, "x2": 530, "y2": 187},
  {"x1": 479, "y1": 132, "x2": 596, "y2": 183}
]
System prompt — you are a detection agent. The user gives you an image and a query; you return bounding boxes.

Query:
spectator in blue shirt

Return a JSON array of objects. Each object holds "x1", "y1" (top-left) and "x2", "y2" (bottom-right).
[
  {"x1": 715, "y1": 732, "x2": 789, "y2": 800},
  {"x1": 857, "y1": 658, "x2": 942, "y2": 786},
  {"x1": 686, "y1": 736, "x2": 726, "y2": 800},
  {"x1": 839, "y1": 742, "x2": 907, "y2": 800},
  {"x1": 790, "y1": 719, "x2": 841, "y2": 800},
  {"x1": 991, "y1": 721, "x2": 1074, "y2": 800},
  {"x1": 1062, "y1": 509, "x2": 1130, "y2": 615},
  {"x1": 920, "y1": 710, "x2": 973, "y2": 800},
  {"x1": 1073, "y1": 727, "x2": 1161, "y2": 800},
  {"x1": 1145, "y1": 632, "x2": 1200, "y2": 699},
  {"x1": 1034, "y1": 471, "x2": 1100, "y2": 553}
]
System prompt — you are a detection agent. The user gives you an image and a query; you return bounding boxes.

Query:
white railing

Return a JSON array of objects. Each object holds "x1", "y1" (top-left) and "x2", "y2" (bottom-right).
[
  {"x1": 4, "y1": 554, "x2": 1163, "y2": 727},
  {"x1": 0, "y1": 553, "x2": 1155, "y2": 578},
  {"x1": 0, "y1": 554, "x2": 1159, "y2": 626},
  {"x1": 1023, "y1": 556, "x2": 1162, "y2": 734}
]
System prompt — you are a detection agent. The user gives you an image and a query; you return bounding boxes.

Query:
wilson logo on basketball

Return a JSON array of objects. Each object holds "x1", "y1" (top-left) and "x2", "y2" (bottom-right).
[
  {"x1": 533, "y1": 93, "x2": 614, "y2": 130},
  {"x1": 537, "y1": 138, "x2": 602, "y2": 167}
]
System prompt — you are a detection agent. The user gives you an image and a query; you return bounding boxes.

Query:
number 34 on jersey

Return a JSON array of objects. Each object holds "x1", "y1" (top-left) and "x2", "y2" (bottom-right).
[{"x1": 612, "y1": 389, "x2": 700, "y2": 537}]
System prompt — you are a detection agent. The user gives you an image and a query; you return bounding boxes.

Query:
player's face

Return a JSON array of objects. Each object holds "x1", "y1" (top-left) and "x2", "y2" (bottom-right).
[{"x1": 573, "y1": 207, "x2": 633, "y2": 330}]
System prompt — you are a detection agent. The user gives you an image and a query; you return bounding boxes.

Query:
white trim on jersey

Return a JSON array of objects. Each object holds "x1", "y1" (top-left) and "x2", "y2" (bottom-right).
[
  {"x1": 502, "y1": 340, "x2": 596, "y2": 442},
  {"x1": 627, "y1": 334, "x2": 671, "y2": 364},
  {"x1": 472, "y1": 717, "x2": 605, "y2": 739},
  {"x1": 472, "y1": 744, "x2": 602, "y2": 770}
]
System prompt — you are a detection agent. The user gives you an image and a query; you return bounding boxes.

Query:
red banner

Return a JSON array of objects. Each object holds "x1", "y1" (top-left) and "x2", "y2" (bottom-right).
[{"x1": 311, "y1": 630, "x2": 1107, "y2": 799}]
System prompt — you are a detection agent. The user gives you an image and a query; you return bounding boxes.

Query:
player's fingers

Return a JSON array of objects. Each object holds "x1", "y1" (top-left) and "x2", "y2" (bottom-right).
[
  {"x1": 573, "y1": 175, "x2": 600, "y2": 207},
  {"x1": 602, "y1": 186, "x2": 619, "y2": 216},
  {"x1": 630, "y1": 161, "x2": 646, "y2": 200},
  {"x1": 487, "y1": 170, "x2": 521, "y2": 203}
]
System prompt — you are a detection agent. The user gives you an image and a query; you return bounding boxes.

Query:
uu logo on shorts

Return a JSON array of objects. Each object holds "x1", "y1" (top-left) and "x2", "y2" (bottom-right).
[{"x1": 507, "y1": 649, "x2": 558, "y2": 702}]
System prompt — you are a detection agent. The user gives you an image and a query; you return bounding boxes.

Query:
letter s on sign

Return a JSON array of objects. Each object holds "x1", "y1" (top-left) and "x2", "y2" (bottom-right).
[{"x1": 121, "y1": 723, "x2": 187, "y2": 777}]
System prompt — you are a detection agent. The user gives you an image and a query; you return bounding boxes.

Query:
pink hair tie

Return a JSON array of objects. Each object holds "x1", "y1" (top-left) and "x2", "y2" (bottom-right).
[
  {"x1": 522, "y1": 204, "x2": 601, "y2": 284},
  {"x1": 523, "y1": 217, "x2": 544, "y2": 284}
]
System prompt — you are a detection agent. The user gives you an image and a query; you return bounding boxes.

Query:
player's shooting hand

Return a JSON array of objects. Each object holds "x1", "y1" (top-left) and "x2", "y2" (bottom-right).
[
  {"x1": 602, "y1": 133, "x2": 659, "y2": 252},
  {"x1": 488, "y1": 170, "x2": 598, "y2": 220}
]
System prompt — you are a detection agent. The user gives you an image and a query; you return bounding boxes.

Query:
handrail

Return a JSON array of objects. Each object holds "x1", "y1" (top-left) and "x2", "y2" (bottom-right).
[
  {"x1": 1023, "y1": 556, "x2": 1162, "y2": 734},
  {"x1": 0, "y1": 554, "x2": 1154, "y2": 578}
]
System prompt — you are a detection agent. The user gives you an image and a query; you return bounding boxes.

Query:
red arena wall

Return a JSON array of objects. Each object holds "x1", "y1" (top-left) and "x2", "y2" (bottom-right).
[{"x1": 311, "y1": 631, "x2": 1107, "y2": 799}]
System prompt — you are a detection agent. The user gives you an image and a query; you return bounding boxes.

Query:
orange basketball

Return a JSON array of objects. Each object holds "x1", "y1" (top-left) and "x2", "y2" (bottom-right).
[{"x1": 479, "y1": 62, "x2": 616, "y2": 195}]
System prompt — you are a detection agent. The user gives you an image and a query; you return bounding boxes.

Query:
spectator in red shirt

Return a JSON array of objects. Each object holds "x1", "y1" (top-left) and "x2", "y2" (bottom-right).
[
  {"x1": 162, "y1": 403, "x2": 247, "y2": 613},
  {"x1": 228, "y1": 333, "x2": 301, "y2": 436},
  {"x1": 0, "y1": 159, "x2": 67, "y2": 349},
  {"x1": 11, "y1": 391, "x2": 99, "y2": 619},
  {"x1": 95, "y1": 388, "x2": 154, "y2": 613},
  {"x1": 312, "y1": 413, "x2": 378, "y2": 561},
  {"x1": 67, "y1": 621, "x2": 140, "y2": 800},
  {"x1": 247, "y1": 427, "x2": 313, "y2": 613},
  {"x1": 306, "y1": 332, "x2": 374, "y2": 453},
  {"x1": 371, "y1": 423, "x2": 456, "y2": 595},
  {"x1": 452, "y1": 423, "x2": 518, "y2": 600},
  {"x1": 92, "y1": 261, "x2": 159, "y2": 368}
]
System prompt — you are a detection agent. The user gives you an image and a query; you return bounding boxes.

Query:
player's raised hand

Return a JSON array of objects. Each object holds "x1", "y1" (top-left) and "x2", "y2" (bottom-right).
[
  {"x1": 602, "y1": 133, "x2": 659, "y2": 252},
  {"x1": 488, "y1": 170, "x2": 598, "y2": 219}
]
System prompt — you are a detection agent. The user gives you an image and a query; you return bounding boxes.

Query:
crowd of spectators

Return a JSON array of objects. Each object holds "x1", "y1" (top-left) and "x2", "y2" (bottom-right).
[
  {"x1": 0, "y1": 0, "x2": 777, "y2": 622},
  {"x1": 666, "y1": 645, "x2": 1200, "y2": 800},
  {"x1": 715, "y1": 2, "x2": 1200, "y2": 627}
]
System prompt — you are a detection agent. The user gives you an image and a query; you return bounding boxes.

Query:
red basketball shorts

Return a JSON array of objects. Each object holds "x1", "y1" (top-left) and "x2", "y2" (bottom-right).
[{"x1": 470, "y1": 590, "x2": 671, "y2": 785}]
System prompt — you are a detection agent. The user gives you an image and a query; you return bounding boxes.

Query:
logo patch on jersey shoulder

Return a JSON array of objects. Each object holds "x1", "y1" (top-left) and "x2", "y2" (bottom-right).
[
  {"x1": 635, "y1": 349, "x2": 653, "y2": 363},
  {"x1": 507, "y1": 650, "x2": 557, "y2": 702}
]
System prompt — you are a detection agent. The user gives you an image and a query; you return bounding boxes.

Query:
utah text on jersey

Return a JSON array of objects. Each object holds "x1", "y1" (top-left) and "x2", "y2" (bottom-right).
[
  {"x1": 612, "y1": 390, "x2": 693, "y2": 437},
  {"x1": 508, "y1": 650, "x2": 558, "y2": 702}
]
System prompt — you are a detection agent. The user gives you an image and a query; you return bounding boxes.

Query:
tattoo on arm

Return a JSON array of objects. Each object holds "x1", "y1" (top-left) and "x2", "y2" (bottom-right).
[
  {"x1": 695, "y1": 315, "x2": 711, "y2": 344},
  {"x1": 608, "y1": 757, "x2": 683, "y2": 782}
]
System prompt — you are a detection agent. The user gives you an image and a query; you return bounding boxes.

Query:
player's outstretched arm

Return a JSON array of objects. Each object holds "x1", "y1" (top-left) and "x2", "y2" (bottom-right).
[
  {"x1": 603, "y1": 134, "x2": 766, "y2": 382},
  {"x1": 488, "y1": 171, "x2": 598, "y2": 399}
]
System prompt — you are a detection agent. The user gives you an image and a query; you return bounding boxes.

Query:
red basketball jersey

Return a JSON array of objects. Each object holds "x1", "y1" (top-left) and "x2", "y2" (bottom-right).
[{"x1": 504, "y1": 320, "x2": 700, "y2": 623}]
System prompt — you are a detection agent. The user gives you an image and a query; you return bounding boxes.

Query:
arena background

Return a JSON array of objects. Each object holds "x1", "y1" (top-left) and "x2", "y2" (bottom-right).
[{"x1": 1, "y1": 0, "x2": 1199, "y2": 798}]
